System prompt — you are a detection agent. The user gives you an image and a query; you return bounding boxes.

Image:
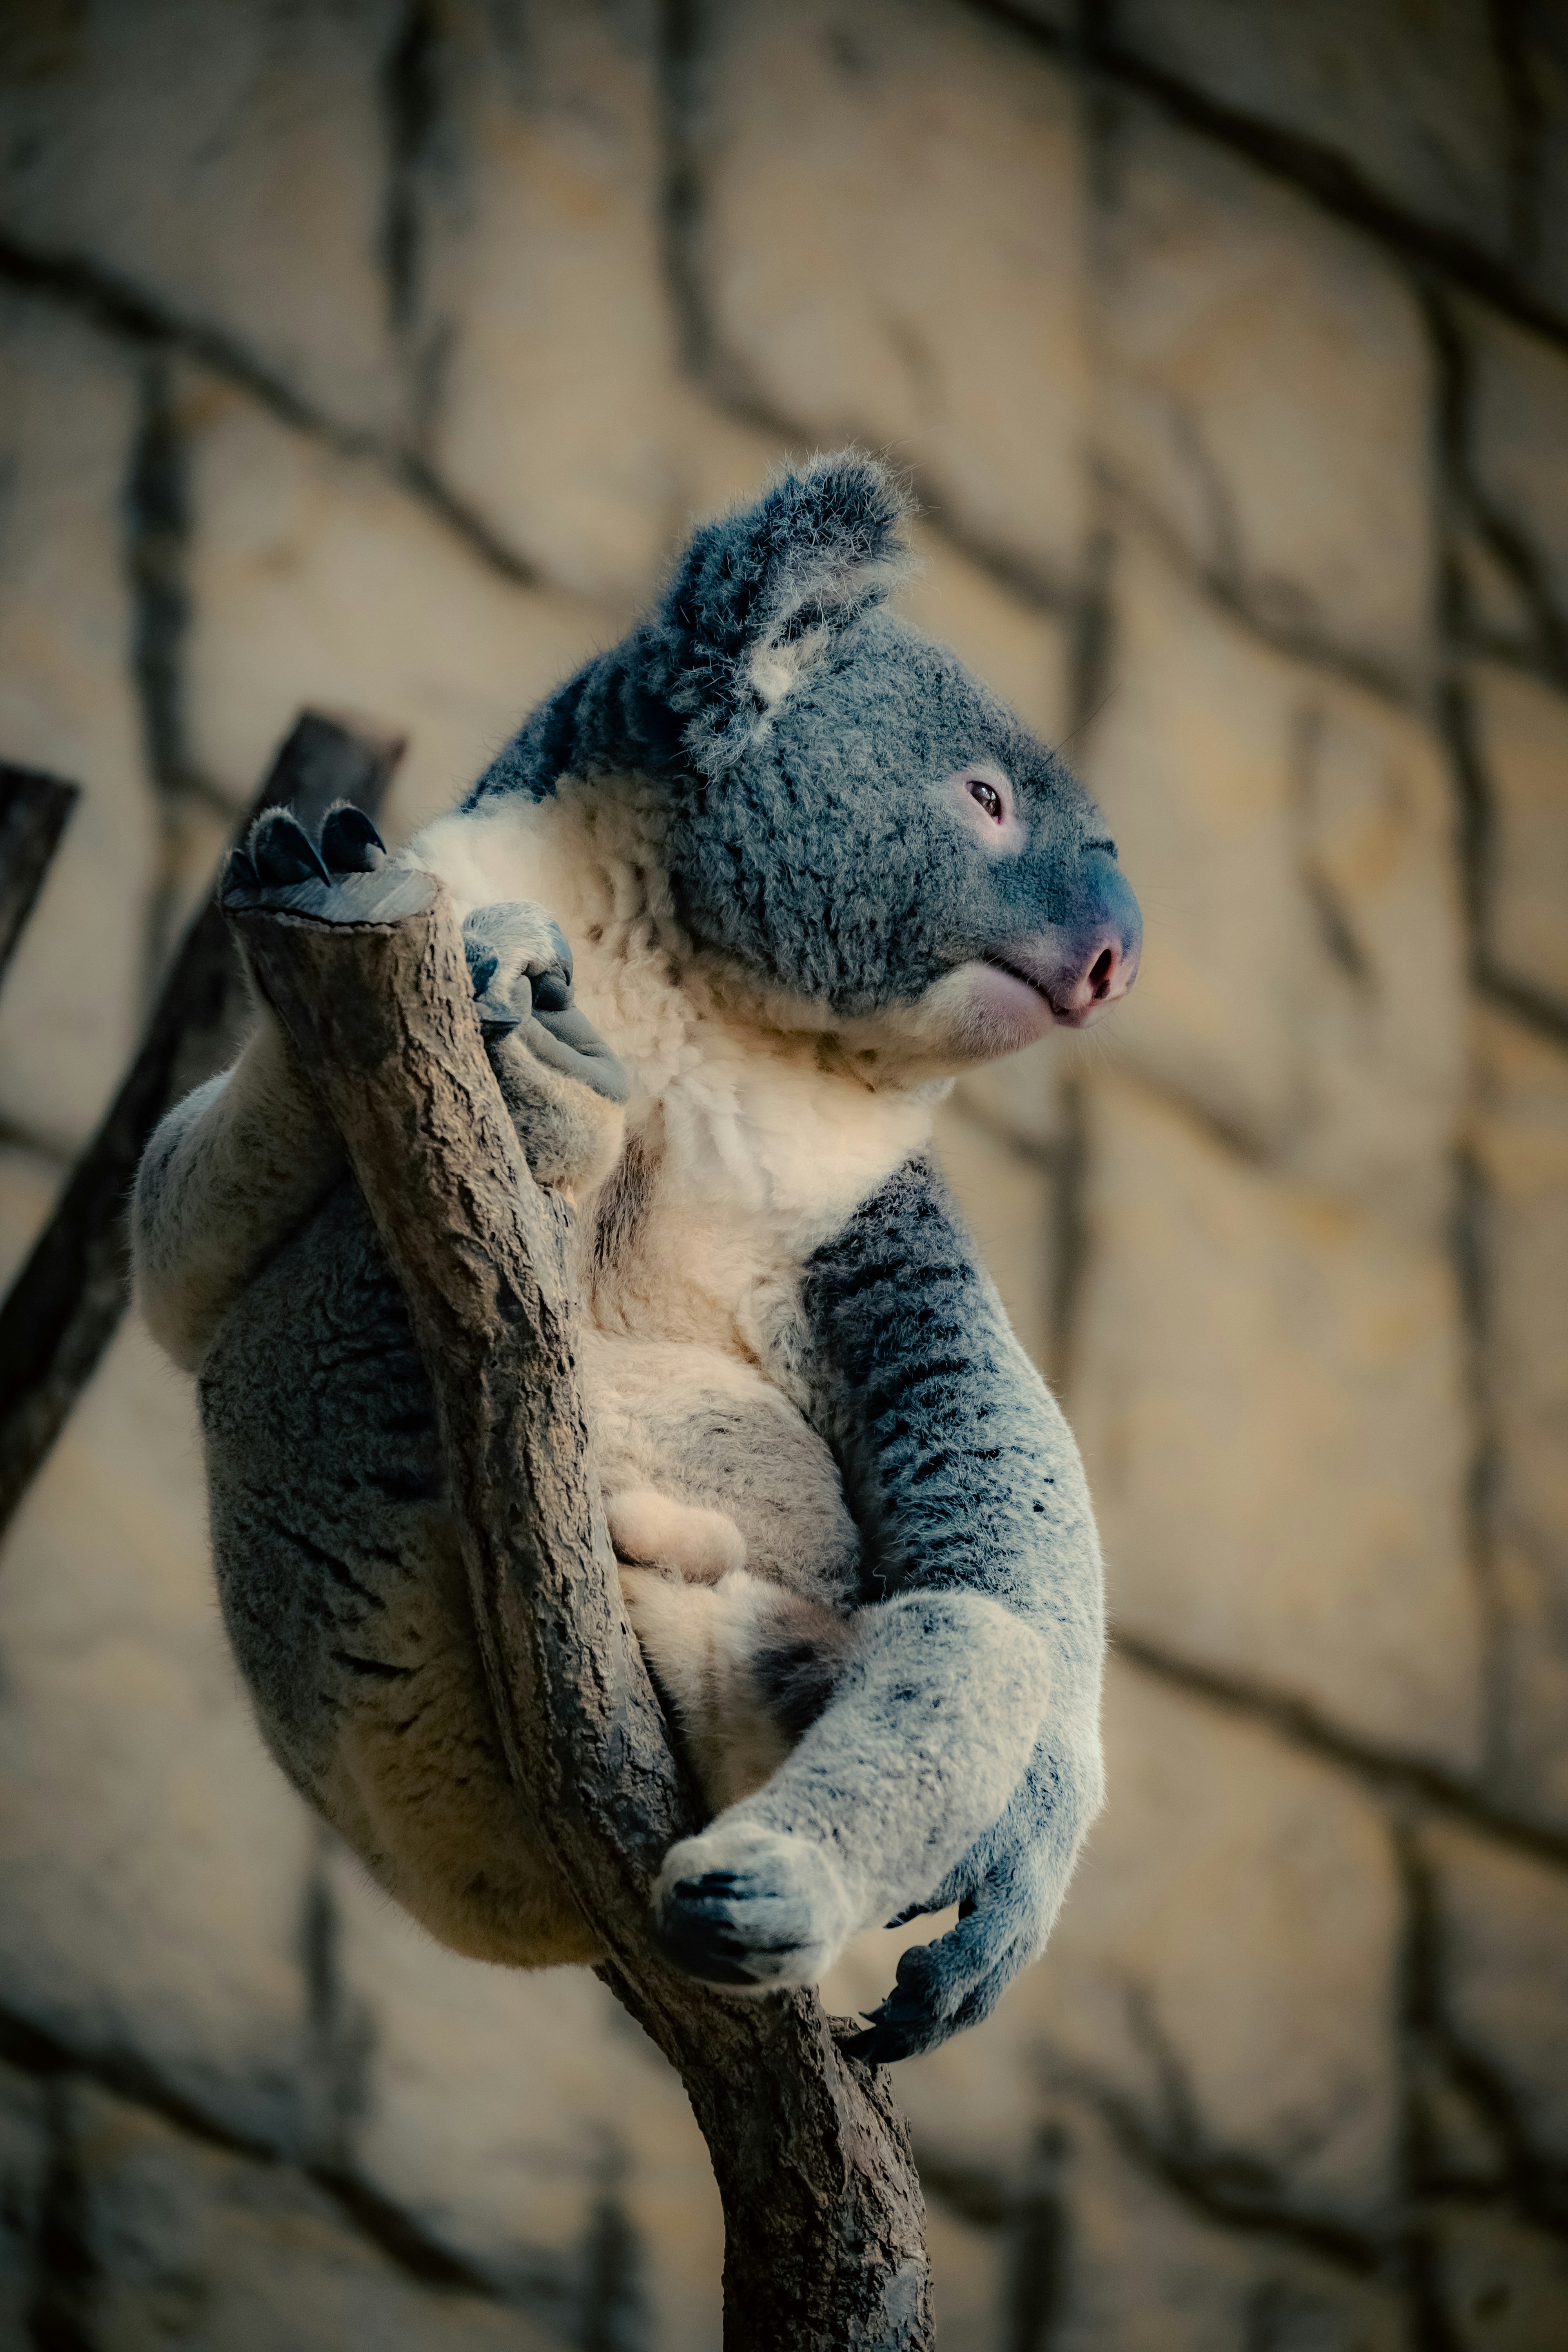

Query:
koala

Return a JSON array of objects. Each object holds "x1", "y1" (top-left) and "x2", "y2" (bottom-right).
[{"x1": 132, "y1": 454, "x2": 1140, "y2": 2062}]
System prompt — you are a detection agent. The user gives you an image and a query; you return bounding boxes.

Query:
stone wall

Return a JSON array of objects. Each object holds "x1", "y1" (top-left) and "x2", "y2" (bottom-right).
[{"x1": 0, "y1": 3, "x2": 1565, "y2": 2345}]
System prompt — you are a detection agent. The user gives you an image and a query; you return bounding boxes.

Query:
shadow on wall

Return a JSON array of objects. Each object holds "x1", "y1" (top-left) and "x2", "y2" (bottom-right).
[{"x1": 0, "y1": 2, "x2": 1566, "y2": 2346}]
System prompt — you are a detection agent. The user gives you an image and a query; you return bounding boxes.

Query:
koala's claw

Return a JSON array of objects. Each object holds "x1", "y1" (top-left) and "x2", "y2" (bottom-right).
[
  {"x1": 462, "y1": 903, "x2": 629, "y2": 1105},
  {"x1": 256, "y1": 811, "x2": 329, "y2": 886},
  {"x1": 319, "y1": 801, "x2": 387, "y2": 874},
  {"x1": 652, "y1": 1824, "x2": 858, "y2": 1989},
  {"x1": 221, "y1": 803, "x2": 425, "y2": 922},
  {"x1": 844, "y1": 1886, "x2": 1039, "y2": 2066}
]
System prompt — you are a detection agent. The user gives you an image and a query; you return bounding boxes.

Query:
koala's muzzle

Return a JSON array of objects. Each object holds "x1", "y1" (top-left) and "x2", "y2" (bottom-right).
[{"x1": 986, "y1": 849, "x2": 1142, "y2": 1032}]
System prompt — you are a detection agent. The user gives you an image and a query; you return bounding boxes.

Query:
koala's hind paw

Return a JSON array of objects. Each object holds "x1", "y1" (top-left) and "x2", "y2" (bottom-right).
[
  {"x1": 652, "y1": 1822, "x2": 858, "y2": 1990},
  {"x1": 843, "y1": 1878, "x2": 1044, "y2": 2065},
  {"x1": 223, "y1": 803, "x2": 431, "y2": 924},
  {"x1": 462, "y1": 902, "x2": 629, "y2": 1106}
]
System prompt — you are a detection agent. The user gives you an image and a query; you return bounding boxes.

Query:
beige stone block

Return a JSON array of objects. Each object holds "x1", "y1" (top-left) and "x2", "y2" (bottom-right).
[
  {"x1": 1114, "y1": 0, "x2": 1513, "y2": 252},
  {"x1": 327, "y1": 1855, "x2": 722, "y2": 2352},
  {"x1": 0, "y1": 1141, "x2": 62, "y2": 1294},
  {"x1": 1040, "y1": 2087, "x2": 1401, "y2": 2352},
  {"x1": 933, "y1": 1096, "x2": 1056, "y2": 1375},
  {"x1": 862, "y1": 1670, "x2": 1403, "y2": 2230},
  {"x1": 1469, "y1": 666, "x2": 1568, "y2": 1011},
  {"x1": 1463, "y1": 304, "x2": 1568, "y2": 641},
  {"x1": 1074, "y1": 1075, "x2": 1481, "y2": 1767},
  {"x1": 1084, "y1": 535, "x2": 1466, "y2": 1221},
  {"x1": 1425, "y1": 1818, "x2": 1568, "y2": 2173},
  {"x1": 953, "y1": 1034, "x2": 1069, "y2": 1157},
  {"x1": 701, "y1": 0, "x2": 1091, "y2": 586},
  {"x1": 178, "y1": 372, "x2": 619, "y2": 846},
  {"x1": 0, "y1": 1316, "x2": 317, "y2": 2149},
  {"x1": 1044, "y1": 1667, "x2": 1400, "y2": 2219},
  {"x1": 920, "y1": 2199, "x2": 1006, "y2": 2350},
  {"x1": 0, "y1": 0, "x2": 405, "y2": 437},
  {"x1": 1092, "y1": 112, "x2": 1434, "y2": 684},
  {"x1": 62, "y1": 2082, "x2": 560, "y2": 2352},
  {"x1": 898, "y1": 529, "x2": 1074, "y2": 749},
  {"x1": 1474, "y1": 1008, "x2": 1568, "y2": 1825},
  {"x1": 149, "y1": 792, "x2": 234, "y2": 986},
  {"x1": 0, "y1": 293, "x2": 160, "y2": 1154},
  {"x1": 1430, "y1": 2206, "x2": 1568, "y2": 2352},
  {"x1": 420, "y1": 0, "x2": 691, "y2": 604}
]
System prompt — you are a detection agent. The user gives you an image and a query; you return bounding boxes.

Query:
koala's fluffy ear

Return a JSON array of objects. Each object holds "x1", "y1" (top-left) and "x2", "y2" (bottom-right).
[{"x1": 659, "y1": 451, "x2": 915, "y2": 765}]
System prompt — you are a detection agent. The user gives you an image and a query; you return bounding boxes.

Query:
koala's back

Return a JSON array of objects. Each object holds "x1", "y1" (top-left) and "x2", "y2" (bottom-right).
[{"x1": 198, "y1": 1180, "x2": 597, "y2": 1967}]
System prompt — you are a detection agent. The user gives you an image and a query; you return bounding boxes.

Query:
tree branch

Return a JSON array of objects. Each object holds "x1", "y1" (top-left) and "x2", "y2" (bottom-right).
[
  {"x1": 233, "y1": 875, "x2": 933, "y2": 2352},
  {"x1": 0, "y1": 711, "x2": 403, "y2": 1540},
  {"x1": 0, "y1": 763, "x2": 78, "y2": 988}
]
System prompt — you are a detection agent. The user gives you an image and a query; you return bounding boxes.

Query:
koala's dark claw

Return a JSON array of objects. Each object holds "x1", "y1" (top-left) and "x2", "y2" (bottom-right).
[
  {"x1": 468, "y1": 956, "x2": 515, "y2": 1037},
  {"x1": 529, "y1": 971, "x2": 572, "y2": 1015},
  {"x1": 842, "y1": 1886, "x2": 1037, "y2": 2065},
  {"x1": 319, "y1": 802, "x2": 386, "y2": 874},
  {"x1": 461, "y1": 906, "x2": 626, "y2": 1096},
  {"x1": 223, "y1": 812, "x2": 432, "y2": 923},
  {"x1": 653, "y1": 1871, "x2": 772, "y2": 1987},
  {"x1": 223, "y1": 847, "x2": 261, "y2": 897},
  {"x1": 249, "y1": 808, "x2": 330, "y2": 887}
]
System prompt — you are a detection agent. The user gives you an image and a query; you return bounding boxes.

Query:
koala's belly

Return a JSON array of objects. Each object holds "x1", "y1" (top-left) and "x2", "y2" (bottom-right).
[{"x1": 579, "y1": 1330, "x2": 861, "y2": 1606}]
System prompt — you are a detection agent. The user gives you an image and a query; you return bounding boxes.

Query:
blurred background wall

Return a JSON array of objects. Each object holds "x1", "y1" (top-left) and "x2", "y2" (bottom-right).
[{"x1": 0, "y1": 1, "x2": 1565, "y2": 2345}]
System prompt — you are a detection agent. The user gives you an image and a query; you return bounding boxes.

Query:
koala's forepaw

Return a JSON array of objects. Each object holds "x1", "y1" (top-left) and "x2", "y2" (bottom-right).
[
  {"x1": 462, "y1": 903, "x2": 629, "y2": 1106},
  {"x1": 653, "y1": 1823, "x2": 858, "y2": 1990},
  {"x1": 223, "y1": 804, "x2": 430, "y2": 923}
]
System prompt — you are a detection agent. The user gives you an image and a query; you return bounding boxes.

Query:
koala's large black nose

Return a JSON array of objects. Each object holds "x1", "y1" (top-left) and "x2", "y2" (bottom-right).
[
  {"x1": 994, "y1": 857, "x2": 1142, "y2": 1029},
  {"x1": 1053, "y1": 931, "x2": 1138, "y2": 1022},
  {"x1": 1047, "y1": 852, "x2": 1141, "y2": 1025}
]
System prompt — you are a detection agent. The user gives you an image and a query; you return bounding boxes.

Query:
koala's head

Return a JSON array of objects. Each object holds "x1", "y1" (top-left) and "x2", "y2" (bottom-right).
[{"x1": 483, "y1": 453, "x2": 1140, "y2": 1069}]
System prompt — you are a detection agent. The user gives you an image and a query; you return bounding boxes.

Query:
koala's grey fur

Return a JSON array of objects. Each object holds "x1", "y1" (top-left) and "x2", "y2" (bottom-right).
[{"x1": 133, "y1": 454, "x2": 1141, "y2": 2061}]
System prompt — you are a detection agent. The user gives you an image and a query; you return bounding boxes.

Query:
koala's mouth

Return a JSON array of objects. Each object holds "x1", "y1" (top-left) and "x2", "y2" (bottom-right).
[
  {"x1": 982, "y1": 955, "x2": 1074, "y2": 1023},
  {"x1": 983, "y1": 939, "x2": 1135, "y2": 1031}
]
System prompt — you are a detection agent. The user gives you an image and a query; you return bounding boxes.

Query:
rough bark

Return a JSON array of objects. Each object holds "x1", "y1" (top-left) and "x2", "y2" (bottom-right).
[
  {"x1": 0, "y1": 763, "x2": 78, "y2": 989},
  {"x1": 234, "y1": 877, "x2": 934, "y2": 2352},
  {"x1": 0, "y1": 711, "x2": 403, "y2": 1539}
]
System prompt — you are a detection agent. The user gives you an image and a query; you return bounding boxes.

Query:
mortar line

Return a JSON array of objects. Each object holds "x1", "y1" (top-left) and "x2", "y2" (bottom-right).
[
  {"x1": 964, "y1": 0, "x2": 1568, "y2": 359},
  {"x1": 650, "y1": 0, "x2": 1085, "y2": 622},
  {"x1": 0, "y1": 233, "x2": 542, "y2": 594},
  {"x1": 1044, "y1": 2058, "x2": 1386, "y2": 2276},
  {"x1": 1114, "y1": 1634, "x2": 1568, "y2": 1872},
  {"x1": 0, "y1": 1990, "x2": 497, "y2": 2298}
]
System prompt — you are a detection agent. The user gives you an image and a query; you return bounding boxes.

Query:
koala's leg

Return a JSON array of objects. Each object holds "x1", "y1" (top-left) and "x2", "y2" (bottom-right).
[
  {"x1": 136, "y1": 806, "x2": 629, "y2": 1372},
  {"x1": 134, "y1": 802, "x2": 412, "y2": 1372},
  {"x1": 619, "y1": 1565, "x2": 857, "y2": 1813},
  {"x1": 134, "y1": 1009, "x2": 345, "y2": 1374},
  {"x1": 651, "y1": 1591, "x2": 1058, "y2": 1990}
]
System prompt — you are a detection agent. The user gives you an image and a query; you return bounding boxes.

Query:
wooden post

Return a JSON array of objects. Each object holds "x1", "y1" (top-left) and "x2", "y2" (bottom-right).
[
  {"x1": 0, "y1": 711, "x2": 404, "y2": 1538},
  {"x1": 0, "y1": 763, "x2": 78, "y2": 987}
]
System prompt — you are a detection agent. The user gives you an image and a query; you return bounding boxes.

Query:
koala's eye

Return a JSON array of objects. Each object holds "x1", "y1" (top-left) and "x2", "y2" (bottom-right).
[{"x1": 967, "y1": 778, "x2": 1004, "y2": 822}]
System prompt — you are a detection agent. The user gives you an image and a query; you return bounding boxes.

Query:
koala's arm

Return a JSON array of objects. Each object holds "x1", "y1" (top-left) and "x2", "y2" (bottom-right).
[
  {"x1": 655, "y1": 1155, "x2": 1104, "y2": 2057},
  {"x1": 800, "y1": 1155, "x2": 1107, "y2": 2052},
  {"x1": 132, "y1": 1012, "x2": 346, "y2": 1374}
]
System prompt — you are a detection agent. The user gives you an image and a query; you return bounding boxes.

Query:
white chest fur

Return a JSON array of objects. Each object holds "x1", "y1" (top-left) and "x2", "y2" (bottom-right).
[{"x1": 410, "y1": 777, "x2": 941, "y2": 1357}]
